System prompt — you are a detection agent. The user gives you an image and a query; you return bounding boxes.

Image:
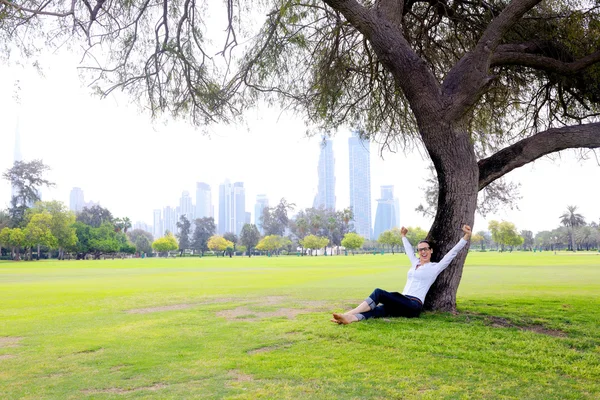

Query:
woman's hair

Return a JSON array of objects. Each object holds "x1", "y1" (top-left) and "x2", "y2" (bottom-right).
[{"x1": 418, "y1": 240, "x2": 433, "y2": 251}]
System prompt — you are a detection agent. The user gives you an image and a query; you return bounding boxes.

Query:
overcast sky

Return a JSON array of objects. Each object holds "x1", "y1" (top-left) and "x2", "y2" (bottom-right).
[{"x1": 1, "y1": 50, "x2": 599, "y2": 235}]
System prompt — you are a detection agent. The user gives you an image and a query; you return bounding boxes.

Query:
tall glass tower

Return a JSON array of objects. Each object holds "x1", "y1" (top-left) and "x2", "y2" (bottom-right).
[
  {"x1": 195, "y1": 182, "x2": 212, "y2": 219},
  {"x1": 218, "y1": 180, "x2": 246, "y2": 236},
  {"x1": 254, "y1": 194, "x2": 269, "y2": 234},
  {"x1": 373, "y1": 185, "x2": 399, "y2": 239},
  {"x1": 313, "y1": 137, "x2": 336, "y2": 210},
  {"x1": 348, "y1": 131, "x2": 372, "y2": 239}
]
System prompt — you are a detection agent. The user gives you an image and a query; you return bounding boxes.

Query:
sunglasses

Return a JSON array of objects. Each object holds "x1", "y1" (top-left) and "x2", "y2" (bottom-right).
[{"x1": 416, "y1": 247, "x2": 431, "y2": 252}]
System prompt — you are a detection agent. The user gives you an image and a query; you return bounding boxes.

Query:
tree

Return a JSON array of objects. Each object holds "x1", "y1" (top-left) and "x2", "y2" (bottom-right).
[
  {"x1": 341, "y1": 232, "x2": 365, "y2": 255},
  {"x1": 300, "y1": 235, "x2": 329, "y2": 256},
  {"x1": 152, "y1": 233, "x2": 179, "y2": 256},
  {"x1": 473, "y1": 231, "x2": 492, "y2": 251},
  {"x1": 223, "y1": 232, "x2": 238, "y2": 252},
  {"x1": 127, "y1": 229, "x2": 154, "y2": 255},
  {"x1": 560, "y1": 206, "x2": 586, "y2": 251},
  {"x1": 77, "y1": 205, "x2": 113, "y2": 228},
  {"x1": 191, "y1": 217, "x2": 216, "y2": 256},
  {"x1": 239, "y1": 224, "x2": 260, "y2": 257},
  {"x1": 27, "y1": 201, "x2": 77, "y2": 259},
  {"x1": 207, "y1": 235, "x2": 233, "y2": 255},
  {"x1": 0, "y1": 228, "x2": 26, "y2": 261},
  {"x1": 24, "y1": 212, "x2": 57, "y2": 260},
  {"x1": 176, "y1": 215, "x2": 192, "y2": 256},
  {"x1": 521, "y1": 230, "x2": 534, "y2": 251},
  {"x1": 256, "y1": 235, "x2": 291, "y2": 255},
  {"x1": 488, "y1": 220, "x2": 523, "y2": 252},
  {"x1": 2, "y1": 160, "x2": 54, "y2": 227},
  {"x1": 261, "y1": 198, "x2": 295, "y2": 236},
  {"x1": 377, "y1": 228, "x2": 403, "y2": 254},
  {"x1": 7, "y1": 1, "x2": 600, "y2": 311}
]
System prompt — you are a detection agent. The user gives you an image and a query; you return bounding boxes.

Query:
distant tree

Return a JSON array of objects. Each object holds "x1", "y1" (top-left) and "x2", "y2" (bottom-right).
[
  {"x1": 0, "y1": 227, "x2": 25, "y2": 260},
  {"x1": 77, "y1": 205, "x2": 114, "y2": 228},
  {"x1": 176, "y1": 215, "x2": 192, "y2": 256},
  {"x1": 152, "y1": 233, "x2": 178, "y2": 257},
  {"x1": 488, "y1": 220, "x2": 522, "y2": 252},
  {"x1": 560, "y1": 206, "x2": 586, "y2": 251},
  {"x1": 2, "y1": 160, "x2": 54, "y2": 227},
  {"x1": 27, "y1": 201, "x2": 77, "y2": 260},
  {"x1": 377, "y1": 228, "x2": 403, "y2": 254},
  {"x1": 0, "y1": 210, "x2": 10, "y2": 231},
  {"x1": 300, "y1": 235, "x2": 329, "y2": 256},
  {"x1": 223, "y1": 232, "x2": 238, "y2": 252},
  {"x1": 127, "y1": 229, "x2": 154, "y2": 255},
  {"x1": 207, "y1": 235, "x2": 233, "y2": 256},
  {"x1": 575, "y1": 225, "x2": 597, "y2": 251},
  {"x1": 122, "y1": 217, "x2": 132, "y2": 234},
  {"x1": 261, "y1": 198, "x2": 295, "y2": 236},
  {"x1": 520, "y1": 230, "x2": 534, "y2": 251},
  {"x1": 341, "y1": 232, "x2": 364, "y2": 255},
  {"x1": 88, "y1": 222, "x2": 124, "y2": 258},
  {"x1": 24, "y1": 212, "x2": 57, "y2": 260},
  {"x1": 191, "y1": 217, "x2": 216, "y2": 256},
  {"x1": 239, "y1": 224, "x2": 260, "y2": 257},
  {"x1": 471, "y1": 233, "x2": 484, "y2": 251}
]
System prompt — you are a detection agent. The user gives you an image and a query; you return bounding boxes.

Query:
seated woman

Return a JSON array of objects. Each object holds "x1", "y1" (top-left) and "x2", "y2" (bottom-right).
[{"x1": 331, "y1": 224, "x2": 471, "y2": 324}]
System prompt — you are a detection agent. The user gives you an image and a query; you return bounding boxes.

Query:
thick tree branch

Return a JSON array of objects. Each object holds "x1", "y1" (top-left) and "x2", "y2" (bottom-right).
[
  {"x1": 0, "y1": 0, "x2": 75, "y2": 17},
  {"x1": 491, "y1": 48, "x2": 600, "y2": 74},
  {"x1": 443, "y1": 0, "x2": 543, "y2": 120},
  {"x1": 324, "y1": 0, "x2": 444, "y2": 118},
  {"x1": 375, "y1": 0, "x2": 404, "y2": 30},
  {"x1": 478, "y1": 123, "x2": 600, "y2": 189}
]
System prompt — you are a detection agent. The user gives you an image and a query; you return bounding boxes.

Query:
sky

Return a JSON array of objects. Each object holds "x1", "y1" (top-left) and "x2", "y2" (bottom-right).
[{"x1": 1, "y1": 50, "x2": 599, "y2": 236}]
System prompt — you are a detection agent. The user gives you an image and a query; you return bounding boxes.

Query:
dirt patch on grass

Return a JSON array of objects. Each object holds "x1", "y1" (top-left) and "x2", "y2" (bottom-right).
[
  {"x1": 81, "y1": 383, "x2": 167, "y2": 394},
  {"x1": 472, "y1": 314, "x2": 567, "y2": 337},
  {"x1": 246, "y1": 342, "x2": 293, "y2": 355},
  {"x1": 125, "y1": 298, "x2": 238, "y2": 314},
  {"x1": 216, "y1": 306, "x2": 325, "y2": 321},
  {"x1": 228, "y1": 369, "x2": 254, "y2": 382},
  {"x1": 0, "y1": 337, "x2": 22, "y2": 348},
  {"x1": 126, "y1": 304, "x2": 195, "y2": 314},
  {"x1": 74, "y1": 347, "x2": 104, "y2": 354},
  {"x1": 0, "y1": 354, "x2": 16, "y2": 360}
]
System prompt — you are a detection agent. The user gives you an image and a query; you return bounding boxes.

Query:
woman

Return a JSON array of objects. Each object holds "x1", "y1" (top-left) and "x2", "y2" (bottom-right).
[{"x1": 331, "y1": 224, "x2": 472, "y2": 324}]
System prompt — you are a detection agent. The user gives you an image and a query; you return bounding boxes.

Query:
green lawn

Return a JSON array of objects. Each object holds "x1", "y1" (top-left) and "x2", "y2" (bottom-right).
[{"x1": 1, "y1": 252, "x2": 599, "y2": 399}]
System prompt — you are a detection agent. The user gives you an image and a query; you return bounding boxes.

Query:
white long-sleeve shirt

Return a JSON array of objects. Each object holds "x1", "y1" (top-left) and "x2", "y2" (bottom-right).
[{"x1": 401, "y1": 236, "x2": 468, "y2": 303}]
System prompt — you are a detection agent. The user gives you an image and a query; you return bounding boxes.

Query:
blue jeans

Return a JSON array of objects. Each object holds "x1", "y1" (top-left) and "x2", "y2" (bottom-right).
[{"x1": 358, "y1": 288, "x2": 423, "y2": 320}]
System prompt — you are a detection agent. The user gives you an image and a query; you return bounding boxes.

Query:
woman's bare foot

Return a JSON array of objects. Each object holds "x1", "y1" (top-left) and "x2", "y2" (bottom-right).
[{"x1": 332, "y1": 313, "x2": 359, "y2": 324}]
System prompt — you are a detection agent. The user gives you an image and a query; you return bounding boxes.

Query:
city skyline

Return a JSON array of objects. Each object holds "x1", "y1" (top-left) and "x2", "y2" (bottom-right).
[{"x1": 1, "y1": 55, "x2": 599, "y2": 236}]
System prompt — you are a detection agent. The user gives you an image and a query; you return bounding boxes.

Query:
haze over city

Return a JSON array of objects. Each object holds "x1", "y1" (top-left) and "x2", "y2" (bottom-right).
[{"x1": 1, "y1": 52, "x2": 599, "y2": 236}]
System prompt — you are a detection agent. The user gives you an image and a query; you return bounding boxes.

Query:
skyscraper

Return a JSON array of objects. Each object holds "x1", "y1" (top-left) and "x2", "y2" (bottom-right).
[
  {"x1": 179, "y1": 190, "x2": 194, "y2": 223},
  {"x1": 153, "y1": 209, "x2": 163, "y2": 239},
  {"x1": 313, "y1": 137, "x2": 336, "y2": 210},
  {"x1": 195, "y1": 182, "x2": 212, "y2": 219},
  {"x1": 163, "y1": 206, "x2": 177, "y2": 235},
  {"x1": 69, "y1": 187, "x2": 85, "y2": 213},
  {"x1": 233, "y1": 182, "x2": 246, "y2": 236},
  {"x1": 254, "y1": 194, "x2": 269, "y2": 234},
  {"x1": 11, "y1": 118, "x2": 22, "y2": 202},
  {"x1": 373, "y1": 185, "x2": 399, "y2": 239},
  {"x1": 218, "y1": 180, "x2": 247, "y2": 236},
  {"x1": 348, "y1": 131, "x2": 372, "y2": 239}
]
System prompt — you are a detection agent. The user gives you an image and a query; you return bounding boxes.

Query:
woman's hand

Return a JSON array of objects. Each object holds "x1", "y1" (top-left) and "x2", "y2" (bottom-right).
[
  {"x1": 400, "y1": 227, "x2": 408, "y2": 237},
  {"x1": 462, "y1": 225, "x2": 472, "y2": 240}
]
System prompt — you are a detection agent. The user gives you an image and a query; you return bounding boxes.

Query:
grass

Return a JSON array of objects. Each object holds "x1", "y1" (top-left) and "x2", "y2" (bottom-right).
[{"x1": 1, "y1": 252, "x2": 599, "y2": 399}]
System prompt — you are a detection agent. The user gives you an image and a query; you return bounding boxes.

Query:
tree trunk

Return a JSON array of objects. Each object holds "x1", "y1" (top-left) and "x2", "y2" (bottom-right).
[{"x1": 421, "y1": 123, "x2": 478, "y2": 312}]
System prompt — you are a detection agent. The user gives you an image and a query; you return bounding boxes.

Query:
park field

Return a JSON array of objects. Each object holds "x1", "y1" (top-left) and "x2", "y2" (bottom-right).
[{"x1": 1, "y1": 252, "x2": 599, "y2": 399}]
